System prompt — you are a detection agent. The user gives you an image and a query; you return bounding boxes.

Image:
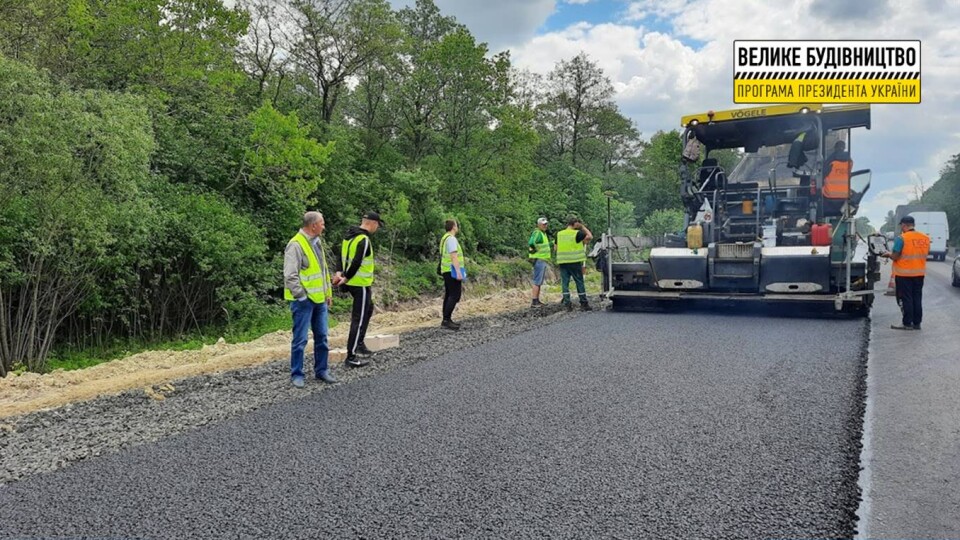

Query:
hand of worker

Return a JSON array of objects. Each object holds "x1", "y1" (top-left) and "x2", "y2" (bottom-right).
[{"x1": 326, "y1": 297, "x2": 332, "y2": 308}]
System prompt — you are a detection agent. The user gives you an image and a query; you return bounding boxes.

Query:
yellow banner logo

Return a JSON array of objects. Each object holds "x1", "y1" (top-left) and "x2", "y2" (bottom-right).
[{"x1": 733, "y1": 41, "x2": 921, "y2": 104}]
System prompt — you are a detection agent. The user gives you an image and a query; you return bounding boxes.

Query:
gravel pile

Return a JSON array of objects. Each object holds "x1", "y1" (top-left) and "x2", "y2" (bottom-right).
[{"x1": 0, "y1": 304, "x2": 579, "y2": 485}]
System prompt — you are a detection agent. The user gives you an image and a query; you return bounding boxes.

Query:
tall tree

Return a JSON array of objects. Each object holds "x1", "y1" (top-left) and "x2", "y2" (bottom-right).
[
  {"x1": 541, "y1": 52, "x2": 616, "y2": 165},
  {"x1": 288, "y1": 0, "x2": 401, "y2": 124}
]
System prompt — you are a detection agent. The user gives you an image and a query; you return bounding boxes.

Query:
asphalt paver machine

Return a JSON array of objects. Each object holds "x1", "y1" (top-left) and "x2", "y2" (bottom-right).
[{"x1": 600, "y1": 103, "x2": 887, "y2": 315}]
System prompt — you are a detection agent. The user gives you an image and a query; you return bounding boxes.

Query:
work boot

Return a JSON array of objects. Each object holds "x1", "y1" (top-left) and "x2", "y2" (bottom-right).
[
  {"x1": 890, "y1": 324, "x2": 914, "y2": 330},
  {"x1": 355, "y1": 344, "x2": 374, "y2": 358},
  {"x1": 531, "y1": 298, "x2": 542, "y2": 308},
  {"x1": 344, "y1": 355, "x2": 369, "y2": 368},
  {"x1": 580, "y1": 302, "x2": 593, "y2": 312},
  {"x1": 563, "y1": 302, "x2": 573, "y2": 312},
  {"x1": 911, "y1": 324, "x2": 921, "y2": 330},
  {"x1": 441, "y1": 319, "x2": 461, "y2": 330}
]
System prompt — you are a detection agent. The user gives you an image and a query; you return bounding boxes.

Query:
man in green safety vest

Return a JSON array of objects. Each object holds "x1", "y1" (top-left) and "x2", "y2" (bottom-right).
[
  {"x1": 556, "y1": 216, "x2": 593, "y2": 311},
  {"x1": 283, "y1": 211, "x2": 336, "y2": 387},
  {"x1": 439, "y1": 218, "x2": 465, "y2": 330},
  {"x1": 334, "y1": 211, "x2": 383, "y2": 368},
  {"x1": 528, "y1": 217, "x2": 552, "y2": 308}
]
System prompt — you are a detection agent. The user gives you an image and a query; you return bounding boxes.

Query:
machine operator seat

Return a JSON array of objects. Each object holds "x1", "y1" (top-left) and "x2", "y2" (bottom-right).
[{"x1": 698, "y1": 158, "x2": 726, "y2": 192}]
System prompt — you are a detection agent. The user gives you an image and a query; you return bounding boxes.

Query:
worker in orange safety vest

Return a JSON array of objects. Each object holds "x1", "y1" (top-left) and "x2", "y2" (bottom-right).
[{"x1": 882, "y1": 215, "x2": 931, "y2": 330}]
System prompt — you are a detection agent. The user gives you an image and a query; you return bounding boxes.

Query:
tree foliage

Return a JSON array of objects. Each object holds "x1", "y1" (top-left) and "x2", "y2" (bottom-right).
[
  {"x1": 918, "y1": 154, "x2": 960, "y2": 244},
  {"x1": 1, "y1": 0, "x2": 737, "y2": 373}
]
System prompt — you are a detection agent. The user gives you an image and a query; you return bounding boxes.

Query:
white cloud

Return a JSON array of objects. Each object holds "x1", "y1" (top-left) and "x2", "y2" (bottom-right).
[
  {"x1": 564, "y1": 0, "x2": 596, "y2": 4},
  {"x1": 511, "y1": 0, "x2": 960, "y2": 226},
  {"x1": 390, "y1": 0, "x2": 556, "y2": 51}
]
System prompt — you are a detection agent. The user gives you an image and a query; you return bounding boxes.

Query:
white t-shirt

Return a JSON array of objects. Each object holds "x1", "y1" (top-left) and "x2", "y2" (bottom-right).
[{"x1": 445, "y1": 235, "x2": 459, "y2": 254}]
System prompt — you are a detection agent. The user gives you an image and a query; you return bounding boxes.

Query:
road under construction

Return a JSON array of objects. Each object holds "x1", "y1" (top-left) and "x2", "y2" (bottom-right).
[{"x1": 0, "y1": 105, "x2": 957, "y2": 539}]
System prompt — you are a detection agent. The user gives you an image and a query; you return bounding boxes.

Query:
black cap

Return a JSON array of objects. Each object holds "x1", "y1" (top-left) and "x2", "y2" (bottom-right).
[
  {"x1": 899, "y1": 215, "x2": 915, "y2": 225},
  {"x1": 363, "y1": 211, "x2": 384, "y2": 225}
]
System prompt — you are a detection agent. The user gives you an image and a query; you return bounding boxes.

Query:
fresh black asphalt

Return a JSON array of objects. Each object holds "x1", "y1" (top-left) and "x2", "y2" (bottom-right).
[{"x1": 0, "y1": 311, "x2": 868, "y2": 539}]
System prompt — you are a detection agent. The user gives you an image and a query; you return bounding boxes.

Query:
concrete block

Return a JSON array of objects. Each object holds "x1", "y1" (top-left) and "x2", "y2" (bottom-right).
[
  {"x1": 366, "y1": 334, "x2": 399, "y2": 352},
  {"x1": 328, "y1": 348, "x2": 348, "y2": 363}
]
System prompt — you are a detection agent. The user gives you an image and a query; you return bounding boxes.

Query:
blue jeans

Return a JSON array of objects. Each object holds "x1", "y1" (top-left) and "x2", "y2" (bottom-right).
[
  {"x1": 290, "y1": 299, "x2": 329, "y2": 379},
  {"x1": 531, "y1": 259, "x2": 547, "y2": 286}
]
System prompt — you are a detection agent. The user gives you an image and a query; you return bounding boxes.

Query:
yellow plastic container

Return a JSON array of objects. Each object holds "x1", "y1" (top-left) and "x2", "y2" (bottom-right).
[
  {"x1": 742, "y1": 199, "x2": 754, "y2": 214},
  {"x1": 687, "y1": 223, "x2": 703, "y2": 249}
]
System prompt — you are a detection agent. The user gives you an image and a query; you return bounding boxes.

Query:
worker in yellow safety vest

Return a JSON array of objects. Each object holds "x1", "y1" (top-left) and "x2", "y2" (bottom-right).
[
  {"x1": 334, "y1": 211, "x2": 383, "y2": 368},
  {"x1": 555, "y1": 216, "x2": 593, "y2": 311},
  {"x1": 882, "y1": 215, "x2": 930, "y2": 330},
  {"x1": 439, "y1": 218, "x2": 464, "y2": 330},
  {"x1": 528, "y1": 217, "x2": 552, "y2": 308},
  {"x1": 283, "y1": 211, "x2": 336, "y2": 387}
]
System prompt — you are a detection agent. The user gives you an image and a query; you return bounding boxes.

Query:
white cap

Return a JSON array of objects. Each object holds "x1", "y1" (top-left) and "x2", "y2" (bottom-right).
[{"x1": 537, "y1": 217, "x2": 548, "y2": 225}]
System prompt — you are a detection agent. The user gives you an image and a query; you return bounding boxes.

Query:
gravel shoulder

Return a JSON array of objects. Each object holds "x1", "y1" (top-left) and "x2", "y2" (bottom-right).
[
  {"x1": 0, "y1": 289, "x2": 548, "y2": 418},
  {"x1": 0, "y1": 303, "x2": 580, "y2": 485}
]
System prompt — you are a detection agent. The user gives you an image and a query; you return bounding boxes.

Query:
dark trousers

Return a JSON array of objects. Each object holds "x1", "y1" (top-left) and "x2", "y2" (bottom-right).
[
  {"x1": 442, "y1": 274, "x2": 462, "y2": 320},
  {"x1": 344, "y1": 285, "x2": 373, "y2": 355},
  {"x1": 895, "y1": 275, "x2": 924, "y2": 327},
  {"x1": 559, "y1": 263, "x2": 588, "y2": 304}
]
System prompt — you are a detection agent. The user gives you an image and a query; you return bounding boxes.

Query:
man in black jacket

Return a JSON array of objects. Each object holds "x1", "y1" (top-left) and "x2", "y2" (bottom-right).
[{"x1": 334, "y1": 212, "x2": 383, "y2": 368}]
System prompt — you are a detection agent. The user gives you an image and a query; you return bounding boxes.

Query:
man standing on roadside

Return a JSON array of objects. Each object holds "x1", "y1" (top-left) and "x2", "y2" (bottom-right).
[
  {"x1": 334, "y1": 212, "x2": 383, "y2": 369},
  {"x1": 440, "y1": 219, "x2": 464, "y2": 330},
  {"x1": 556, "y1": 216, "x2": 593, "y2": 312},
  {"x1": 283, "y1": 211, "x2": 337, "y2": 387},
  {"x1": 528, "y1": 217, "x2": 552, "y2": 308},
  {"x1": 883, "y1": 215, "x2": 930, "y2": 330}
]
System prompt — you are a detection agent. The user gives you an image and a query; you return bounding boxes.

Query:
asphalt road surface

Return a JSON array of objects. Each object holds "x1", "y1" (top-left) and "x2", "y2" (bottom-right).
[
  {"x1": 0, "y1": 311, "x2": 867, "y2": 539},
  {"x1": 858, "y1": 259, "x2": 960, "y2": 539}
]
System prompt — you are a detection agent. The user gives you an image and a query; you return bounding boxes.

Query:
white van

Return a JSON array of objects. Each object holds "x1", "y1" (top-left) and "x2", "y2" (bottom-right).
[{"x1": 909, "y1": 211, "x2": 949, "y2": 261}]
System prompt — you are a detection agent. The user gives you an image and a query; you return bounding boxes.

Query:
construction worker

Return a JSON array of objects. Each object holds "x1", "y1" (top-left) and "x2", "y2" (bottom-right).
[
  {"x1": 882, "y1": 215, "x2": 930, "y2": 330},
  {"x1": 823, "y1": 140, "x2": 852, "y2": 200},
  {"x1": 556, "y1": 216, "x2": 593, "y2": 311},
  {"x1": 283, "y1": 211, "x2": 336, "y2": 387},
  {"x1": 528, "y1": 217, "x2": 552, "y2": 308},
  {"x1": 439, "y1": 218, "x2": 464, "y2": 330},
  {"x1": 334, "y1": 211, "x2": 383, "y2": 368}
]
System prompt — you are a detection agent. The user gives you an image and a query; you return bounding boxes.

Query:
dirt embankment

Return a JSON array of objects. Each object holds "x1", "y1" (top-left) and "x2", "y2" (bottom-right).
[{"x1": 0, "y1": 288, "x2": 546, "y2": 419}]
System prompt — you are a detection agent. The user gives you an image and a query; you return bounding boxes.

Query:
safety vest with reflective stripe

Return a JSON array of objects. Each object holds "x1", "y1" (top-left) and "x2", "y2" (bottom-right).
[
  {"x1": 341, "y1": 234, "x2": 375, "y2": 287},
  {"x1": 528, "y1": 230, "x2": 551, "y2": 260},
  {"x1": 440, "y1": 233, "x2": 462, "y2": 273},
  {"x1": 823, "y1": 160, "x2": 852, "y2": 199},
  {"x1": 284, "y1": 233, "x2": 329, "y2": 302},
  {"x1": 556, "y1": 228, "x2": 586, "y2": 264},
  {"x1": 893, "y1": 230, "x2": 930, "y2": 277}
]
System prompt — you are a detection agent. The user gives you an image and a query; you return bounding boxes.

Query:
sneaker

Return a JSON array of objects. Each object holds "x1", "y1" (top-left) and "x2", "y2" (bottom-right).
[
  {"x1": 890, "y1": 324, "x2": 914, "y2": 330},
  {"x1": 580, "y1": 302, "x2": 593, "y2": 311},
  {"x1": 291, "y1": 376, "x2": 305, "y2": 388},
  {"x1": 531, "y1": 298, "x2": 542, "y2": 308},
  {"x1": 441, "y1": 319, "x2": 461, "y2": 330},
  {"x1": 355, "y1": 344, "x2": 374, "y2": 358},
  {"x1": 344, "y1": 355, "x2": 369, "y2": 368},
  {"x1": 316, "y1": 371, "x2": 338, "y2": 383}
]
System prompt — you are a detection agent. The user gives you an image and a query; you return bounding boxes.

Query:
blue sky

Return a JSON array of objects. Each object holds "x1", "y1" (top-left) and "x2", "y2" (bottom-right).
[{"x1": 394, "y1": 0, "x2": 960, "y2": 229}]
